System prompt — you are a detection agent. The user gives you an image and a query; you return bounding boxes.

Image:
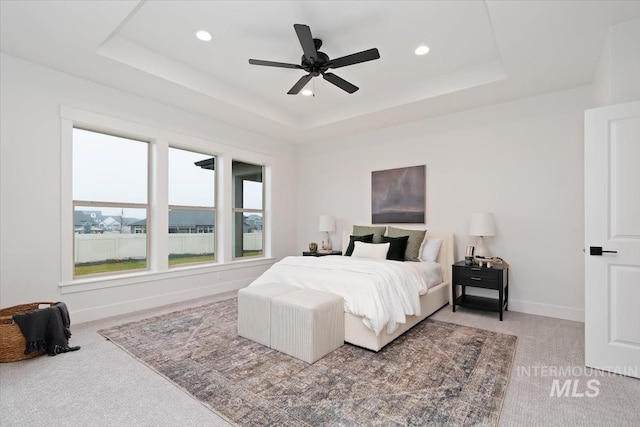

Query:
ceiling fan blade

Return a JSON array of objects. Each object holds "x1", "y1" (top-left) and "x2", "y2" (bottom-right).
[
  {"x1": 322, "y1": 72, "x2": 359, "y2": 94},
  {"x1": 328, "y1": 48, "x2": 380, "y2": 69},
  {"x1": 287, "y1": 74, "x2": 313, "y2": 95},
  {"x1": 294, "y1": 24, "x2": 318, "y2": 63},
  {"x1": 249, "y1": 59, "x2": 301, "y2": 69}
]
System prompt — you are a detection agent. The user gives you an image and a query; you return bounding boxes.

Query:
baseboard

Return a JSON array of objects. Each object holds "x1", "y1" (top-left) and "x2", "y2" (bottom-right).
[
  {"x1": 508, "y1": 299, "x2": 584, "y2": 322},
  {"x1": 72, "y1": 279, "x2": 249, "y2": 324}
]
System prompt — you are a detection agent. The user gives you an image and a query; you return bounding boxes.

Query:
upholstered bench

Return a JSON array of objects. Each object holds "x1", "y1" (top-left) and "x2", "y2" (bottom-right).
[
  {"x1": 237, "y1": 283, "x2": 300, "y2": 347},
  {"x1": 270, "y1": 289, "x2": 344, "y2": 364}
]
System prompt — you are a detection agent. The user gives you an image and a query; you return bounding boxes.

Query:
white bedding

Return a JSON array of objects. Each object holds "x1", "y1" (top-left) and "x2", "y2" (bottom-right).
[
  {"x1": 404, "y1": 261, "x2": 443, "y2": 290},
  {"x1": 248, "y1": 256, "x2": 443, "y2": 336}
]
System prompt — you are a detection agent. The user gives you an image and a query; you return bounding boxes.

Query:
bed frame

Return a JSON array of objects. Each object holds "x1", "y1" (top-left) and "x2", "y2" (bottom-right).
[{"x1": 343, "y1": 231, "x2": 454, "y2": 351}]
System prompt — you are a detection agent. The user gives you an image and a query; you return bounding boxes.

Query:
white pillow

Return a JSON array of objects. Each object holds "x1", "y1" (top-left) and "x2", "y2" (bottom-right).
[
  {"x1": 421, "y1": 238, "x2": 443, "y2": 262},
  {"x1": 351, "y1": 241, "x2": 390, "y2": 259}
]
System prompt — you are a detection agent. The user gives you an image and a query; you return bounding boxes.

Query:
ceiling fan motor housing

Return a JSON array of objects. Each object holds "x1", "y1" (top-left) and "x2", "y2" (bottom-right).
[{"x1": 302, "y1": 49, "x2": 330, "y2": 76}]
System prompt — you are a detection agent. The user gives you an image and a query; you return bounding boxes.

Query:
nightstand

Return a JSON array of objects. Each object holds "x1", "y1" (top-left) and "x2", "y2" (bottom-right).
[
  {"x1": 452, "y1": 261, "x2": 509, "y2": 321},
  {"x1": 302, "y1": 250, "x2": 342, "y2": 257}
]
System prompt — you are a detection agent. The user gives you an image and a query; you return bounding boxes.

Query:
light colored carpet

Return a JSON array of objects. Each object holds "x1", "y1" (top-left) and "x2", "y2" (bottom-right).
[{"x1": 1, "y1": 292, "x2": 639, "y2": 426}]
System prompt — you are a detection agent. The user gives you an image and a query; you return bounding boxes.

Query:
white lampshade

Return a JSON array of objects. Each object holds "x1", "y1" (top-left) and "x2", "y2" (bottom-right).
[
  {"x1": 469, "y1": 212, "x2": 496, "y2": 237},
  {"x1": 469, "y1": 212, "x2": 496, "y2": 259},
  {"x1": 318, "y1": 215, "x2": 335, "y2": 232}
]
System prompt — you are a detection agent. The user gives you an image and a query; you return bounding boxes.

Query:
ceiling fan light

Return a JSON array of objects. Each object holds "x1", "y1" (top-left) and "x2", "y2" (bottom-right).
[
  {"x1": 301, "y1": 89, "x2": 313, "y2": 96},
  {"x1": 196, "y1": 30, "x2": 212, "y2": 42},
  {"x1": 415, "y1": 45, "x2": 430, "y2": 55}
]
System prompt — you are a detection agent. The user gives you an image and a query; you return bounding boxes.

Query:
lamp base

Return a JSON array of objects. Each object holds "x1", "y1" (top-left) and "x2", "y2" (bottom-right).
[
  {"x1": 322, "y1": 232, "x2": 333, "y2": 251},
  {"x1": 474, "y1": 236, "x2": 490, "y2": 258}
]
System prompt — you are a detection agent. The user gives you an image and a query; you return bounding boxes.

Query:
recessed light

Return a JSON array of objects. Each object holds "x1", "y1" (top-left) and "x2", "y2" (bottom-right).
[
  {"x1": 196, "y1": 30, "x2": 212, "y2": 42},
  {"x1": 415, "y1": 45, "x2": 430, "y2": 55},
  {"x1": 301, "y1": 89, "x2": 313, "y2": 96}
]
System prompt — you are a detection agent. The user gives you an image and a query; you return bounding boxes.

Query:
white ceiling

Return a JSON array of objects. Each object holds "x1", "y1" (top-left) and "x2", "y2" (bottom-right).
[{"x1": 1, "y1": 1, "x2": 639, "y2": 143}]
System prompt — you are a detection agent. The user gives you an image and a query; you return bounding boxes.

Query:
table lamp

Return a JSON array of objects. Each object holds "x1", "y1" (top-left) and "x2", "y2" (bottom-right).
[
  {"x1": 318, "y1": 215, "x2": 335, "y2": 251},
  {"x1": 469, "y1": 212, "x2": 496, "y2": 258}
]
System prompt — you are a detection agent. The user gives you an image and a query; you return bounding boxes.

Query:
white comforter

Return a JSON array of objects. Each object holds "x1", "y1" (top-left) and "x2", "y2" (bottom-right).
[{"x1": 249, "y1": 256, "x2": 429, "y2": 336}]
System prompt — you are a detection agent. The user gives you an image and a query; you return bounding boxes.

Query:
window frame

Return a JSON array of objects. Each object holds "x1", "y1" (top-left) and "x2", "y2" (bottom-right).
[
  {"x1": 167, "y1": 146, "x2": 218, "y2": 268},
  {"x1": 71, "y1": 127, "x2": 151, "y2": 279},
  {"x1": 231, "y1": 161, "x2": 265, "y2": 260}
]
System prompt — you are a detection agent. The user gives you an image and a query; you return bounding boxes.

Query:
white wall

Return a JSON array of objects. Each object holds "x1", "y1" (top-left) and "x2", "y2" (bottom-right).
[
  {"x1": 296, "y1": 85, "x2": 595, "y2": 321},
  {"x1": 0, "y1": 54, "x2": 298, "y2": 322},
  {"x1": 594, "y1": 18, "x2": 640, "y2": 106}
]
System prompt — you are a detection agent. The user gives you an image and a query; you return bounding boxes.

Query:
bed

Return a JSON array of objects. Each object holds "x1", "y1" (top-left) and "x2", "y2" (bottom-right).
[{"x1": 248, "y1": 230, "x2": 454, "y2": 351}]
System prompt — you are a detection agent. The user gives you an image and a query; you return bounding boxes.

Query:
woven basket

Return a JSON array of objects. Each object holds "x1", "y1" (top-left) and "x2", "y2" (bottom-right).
[{"x1": 0, "y1": 302, "x2": 55, "y2": 363}]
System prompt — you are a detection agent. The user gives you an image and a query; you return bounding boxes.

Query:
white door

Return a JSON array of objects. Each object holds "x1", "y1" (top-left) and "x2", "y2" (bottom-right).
[{"x1": 585, "y1": 100, "x2": 640, "y2": 379}]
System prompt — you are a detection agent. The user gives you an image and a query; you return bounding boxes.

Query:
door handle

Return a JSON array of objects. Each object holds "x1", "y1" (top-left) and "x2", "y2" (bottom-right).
[{"x1": 589, "y1": 246, "x2": 618, "y2": 256}]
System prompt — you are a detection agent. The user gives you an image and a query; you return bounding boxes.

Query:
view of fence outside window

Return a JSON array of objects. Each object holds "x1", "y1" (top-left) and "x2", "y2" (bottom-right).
[
  {"x1": 73, "y1": 128, "x2": 149, "y2": 276},
  {"x1": 168, "y1": 147, "x2": 216, "y2": 266},
  {"x1": 232, "y1": 161, "x2": 264, "y2": 258}
]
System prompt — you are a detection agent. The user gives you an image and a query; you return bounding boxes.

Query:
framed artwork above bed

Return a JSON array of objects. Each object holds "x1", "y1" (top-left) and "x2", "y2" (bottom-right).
[{"x1": 371, "y1": 165, "x2": 425, "y2": 224}]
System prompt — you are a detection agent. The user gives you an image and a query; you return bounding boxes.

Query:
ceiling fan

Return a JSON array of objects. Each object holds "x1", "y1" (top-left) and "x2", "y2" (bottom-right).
[{"x1": 249, "y1": 24, "x2": 380, "y2": 95}]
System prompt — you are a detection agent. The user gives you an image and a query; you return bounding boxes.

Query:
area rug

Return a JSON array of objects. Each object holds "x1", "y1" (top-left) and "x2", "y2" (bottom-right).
[{"x1": 99, "y1": 298, "x2": 517, "y2": 426}]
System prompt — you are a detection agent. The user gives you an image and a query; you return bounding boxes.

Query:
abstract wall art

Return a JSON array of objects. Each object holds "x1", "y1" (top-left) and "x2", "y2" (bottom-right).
[{"x1": 371, "y1": 165, "x2": 425, "y2": 224}]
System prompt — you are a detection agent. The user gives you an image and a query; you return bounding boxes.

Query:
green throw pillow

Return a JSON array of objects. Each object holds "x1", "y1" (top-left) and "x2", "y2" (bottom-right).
[{"x1": 353, "y1": 225, "x2": 386, "y2": 243}]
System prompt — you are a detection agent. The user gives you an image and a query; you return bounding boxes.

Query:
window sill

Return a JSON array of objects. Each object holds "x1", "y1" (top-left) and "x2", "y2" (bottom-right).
[{"x1": 59, "y1": 257, "x2": 276, "y2": 294}]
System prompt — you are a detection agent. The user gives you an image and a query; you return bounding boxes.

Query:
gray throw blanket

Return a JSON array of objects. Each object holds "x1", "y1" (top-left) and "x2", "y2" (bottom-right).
[{"x1": 13, "y1": 302, "x2": 80, "y2": 356}]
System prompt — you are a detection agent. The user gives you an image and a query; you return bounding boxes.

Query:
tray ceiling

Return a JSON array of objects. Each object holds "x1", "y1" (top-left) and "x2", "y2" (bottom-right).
[{"x1": 1, "y1": 1, "x2": 638, "y2": 143}]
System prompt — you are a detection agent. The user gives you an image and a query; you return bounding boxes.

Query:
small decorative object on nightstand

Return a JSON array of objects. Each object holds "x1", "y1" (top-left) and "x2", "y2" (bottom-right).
[
  {"x1": 302, "y1": 250, "x2": 341, "y2": 257},
  {"x1": 452, "y1": 261, "x2": 509, "y2": 321},
  {"x1": 465, "y1": 246, "x2": 475, "y2": 265},
  {"x1": 309, "y1": 242, "x2": 318, "y2": 252}
]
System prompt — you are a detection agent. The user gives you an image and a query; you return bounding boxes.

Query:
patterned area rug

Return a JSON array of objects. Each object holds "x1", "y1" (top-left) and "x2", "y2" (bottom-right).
[{"x1": 99, "y1": 298, "x2": 517, "y2": 426}]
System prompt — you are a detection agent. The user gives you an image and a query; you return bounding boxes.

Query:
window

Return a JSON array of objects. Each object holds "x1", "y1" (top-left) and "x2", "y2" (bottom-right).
[
  {"x1": 232, "y1": 160, "x2": 264, "y2": 258},
  {"x1": 72, "y1": 128, "x2": 148, "y2": 276},
  {"x1": 168, "y1": 147, "x2": 216, "y2": 266},
  {"x1": 63, "y1": 107, "x2": 274, "y2": 287}
]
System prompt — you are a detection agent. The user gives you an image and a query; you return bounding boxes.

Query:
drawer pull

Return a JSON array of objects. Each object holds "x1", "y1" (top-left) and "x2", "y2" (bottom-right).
[{"x1": 470, "y1": 277, "x2": 482, "y2": 281}]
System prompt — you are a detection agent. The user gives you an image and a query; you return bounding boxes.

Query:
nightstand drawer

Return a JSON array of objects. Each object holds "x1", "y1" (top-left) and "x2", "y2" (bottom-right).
[
  {"x1": 456, "y1": 267, "x2": 499, "y2": 285},
  {"x1": 456, "y1": 276, "x2": 498, "y2": 288}
]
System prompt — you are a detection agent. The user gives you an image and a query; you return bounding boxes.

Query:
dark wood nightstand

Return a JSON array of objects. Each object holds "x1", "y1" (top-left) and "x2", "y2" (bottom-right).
[
  {"x1": 452, "y1": 261, "x2": 509, "y2": 321},
  {"x1": 302, "y1": 250, "x2": 342, "y2": 257}
]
